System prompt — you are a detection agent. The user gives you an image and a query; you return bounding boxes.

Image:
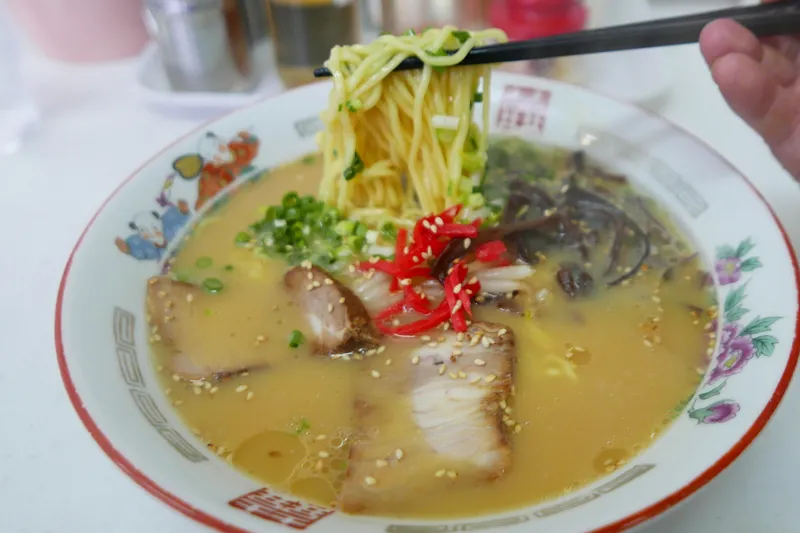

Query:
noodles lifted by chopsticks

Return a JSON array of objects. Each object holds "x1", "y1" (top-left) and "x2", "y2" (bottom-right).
[{"x1": 318, "y1": 26, "x2": 508, "y2": 226}]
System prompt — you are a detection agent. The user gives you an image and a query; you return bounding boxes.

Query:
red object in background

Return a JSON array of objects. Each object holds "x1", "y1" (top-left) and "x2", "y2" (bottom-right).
[
  {"x1": 489, "y1": 0, "x2": 588, "y2": 41},
  {"x1": 7, "y1": 0, "x2": 149, "y2": 63}
]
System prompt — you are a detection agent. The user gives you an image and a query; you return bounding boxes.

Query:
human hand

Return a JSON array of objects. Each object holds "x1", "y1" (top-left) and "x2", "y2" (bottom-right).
[{"x1": 699, "y1": 2, "x2": 800, "y2": 181}]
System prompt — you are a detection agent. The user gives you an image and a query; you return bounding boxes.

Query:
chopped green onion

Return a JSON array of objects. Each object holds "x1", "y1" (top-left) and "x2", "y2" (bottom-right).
[
  {"x1": 282, "y1": 192, "x2": 301, "y2": 208},
  {"x1": 171, "y1": 271, "x2": 191, "y2": 283},
  {"x1": 335, "y1": 220, "x2": 356, "y2": 236},
  {"x1": 380, "y1": 222, "x2": 397, "y2": 241},
  {"x1": 473, "y1": 91, "x2": 484, "y2": 103},
  {"x1": 289, "y1": 329, "x2": 305, "y2": 348},
  {"x1": 302, "y1": 154, "x2": 316, "y2": 164},
  {"x1": 452, "y1": 30, "x2": 471, "y2": 44},
  {"x1": 295, "y1": 418, "x2": 311, "y2": 434},
  {"x1": 345, "y1": 99, "x2": 363, "y2": 112},
  {"x1": 234, "y1": 231, "x2": 251, "y2": 244},
  {"x1": 404, "y1": 28, "x2": 416, "y2": 36},
  {"x1": 343, "y1": 151, "x2": 364, "y2": 181},
  {"x1": 202, "y1": 277, "x2": 224, "y2": 293},
  {"x1": 462, "y1": 151, "x2": 486, "y2": 174},
  {"x1": 195, "y1": 256, "x2": 213, "y2": 269},
  {"x1": 224, "y1": 264, "x2": 234, "y2": 271},
  {"x1": 338, "y1": 103, "x2": 343, "y2": 112}
]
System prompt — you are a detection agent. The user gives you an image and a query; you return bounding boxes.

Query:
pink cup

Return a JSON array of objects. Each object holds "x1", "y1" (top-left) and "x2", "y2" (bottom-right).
[{"x1": 8, "y1": 0, "x2": 149, "y2": 63}]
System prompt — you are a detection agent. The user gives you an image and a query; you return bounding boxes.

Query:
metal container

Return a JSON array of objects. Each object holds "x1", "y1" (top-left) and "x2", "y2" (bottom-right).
[
  {"x1": 376, "y1": 0, "x2": 490, "y2": 34},
  {"x1": 144, "y1": 0, "x2": 262, "y2": 93}
]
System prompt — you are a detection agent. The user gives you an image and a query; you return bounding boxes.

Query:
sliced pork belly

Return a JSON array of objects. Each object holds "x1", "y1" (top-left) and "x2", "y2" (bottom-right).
[
  {"x1": 284, "y1": 265, "x2": 380, "y2": 358},
  {"x1": 146, "y1": 276, "x2": 269, "y2": 381},
  {"x1": 339, "y1": 322, "x2": 516, "y2": 514}
]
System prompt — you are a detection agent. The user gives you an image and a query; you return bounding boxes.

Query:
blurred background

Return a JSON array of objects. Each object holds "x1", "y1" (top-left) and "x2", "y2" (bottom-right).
[{"x1": 0, "y1": 0, "x2": 755, "y2": 155}]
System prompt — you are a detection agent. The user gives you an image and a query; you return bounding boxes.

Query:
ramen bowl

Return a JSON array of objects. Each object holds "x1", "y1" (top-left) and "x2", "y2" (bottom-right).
[{"x1": 56, "y1": 73, "x2": 800, "y2": 533}]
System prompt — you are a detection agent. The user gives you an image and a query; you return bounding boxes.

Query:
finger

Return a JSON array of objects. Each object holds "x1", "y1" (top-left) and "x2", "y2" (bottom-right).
[
  {"x1": 712, "y1": 52, "x2": 800, "y2": 179},
  {"x1": 700, "y1": 19, "x2": 762, "y2": 65},
  {"x1": 700, "y1": 19, "x2": 797, "y2": 87}
]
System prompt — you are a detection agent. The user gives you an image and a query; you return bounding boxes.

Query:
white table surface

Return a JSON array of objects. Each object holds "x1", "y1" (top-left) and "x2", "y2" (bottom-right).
[{"x1": 2, "y1": 1, "x2": 799, "y2": 532}]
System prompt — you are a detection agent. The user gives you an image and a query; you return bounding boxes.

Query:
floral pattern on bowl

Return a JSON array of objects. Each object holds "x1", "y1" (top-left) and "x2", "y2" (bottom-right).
[{"x1": 689, "y1": 238, "x2": 782, "y2": 424}]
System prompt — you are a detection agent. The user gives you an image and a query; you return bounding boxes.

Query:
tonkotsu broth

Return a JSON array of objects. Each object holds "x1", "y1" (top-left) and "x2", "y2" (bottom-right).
[{"x1": 151, "y1": 150, "x2": 714, "y2": 518}]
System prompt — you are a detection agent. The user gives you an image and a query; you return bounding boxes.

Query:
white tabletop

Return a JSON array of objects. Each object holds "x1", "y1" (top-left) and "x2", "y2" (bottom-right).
[{"x1": 2, "y1": 1, "x2": 800, "y2": 532}]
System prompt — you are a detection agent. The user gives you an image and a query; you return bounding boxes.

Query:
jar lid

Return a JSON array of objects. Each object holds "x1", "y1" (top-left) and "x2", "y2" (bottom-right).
[
  {"x1": 146, "y1": 0, "x2": 222, "y2": 15},
  {"x1": 489, "y1": 0, "x2": 588, "y2": 40}
]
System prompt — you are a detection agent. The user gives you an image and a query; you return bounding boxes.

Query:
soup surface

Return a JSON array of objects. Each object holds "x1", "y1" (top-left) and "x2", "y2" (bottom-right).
[{"x1": 149, "y1": 141, "x2": 715, "y2": 519}]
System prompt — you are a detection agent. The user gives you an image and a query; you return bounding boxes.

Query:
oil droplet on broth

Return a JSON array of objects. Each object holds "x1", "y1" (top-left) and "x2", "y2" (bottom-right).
[{"x1": 233, "y1": 430, "x2": 306, "y2": 483}]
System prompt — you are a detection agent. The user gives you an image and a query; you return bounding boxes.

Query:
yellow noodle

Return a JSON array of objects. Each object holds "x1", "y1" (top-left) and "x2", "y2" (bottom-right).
[{"x1": 318, "y1": 27, "x2": 507, "y2": 225}]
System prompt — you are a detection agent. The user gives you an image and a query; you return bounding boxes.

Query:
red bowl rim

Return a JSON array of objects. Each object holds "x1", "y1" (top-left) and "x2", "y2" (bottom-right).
[{"x1": 55, "y1": 78, "x2": 800, "y2": 533}]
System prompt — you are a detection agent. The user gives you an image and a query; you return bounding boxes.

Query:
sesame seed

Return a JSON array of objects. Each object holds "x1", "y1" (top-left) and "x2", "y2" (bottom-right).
[
  {"x1": 485, "y1": 374, "x2": 497, "y2": 383},
  {"x1": 371, "y1": 370, "x2": 381, "y2": 378},
  {"x1": 173, "y1": 400, "x2": 184, "y2": 406},
  {"x1": 319, "y1": 451, "x2": 330, "y2": 458},
  {"x1": 422, "y1": 220, "x2": 431, "y2": 229},
  {"x1": 307, "y1": 272, "x2": 314, "y2": 280},
  {"x1": 411, "y1": 355, "x2": 420, "y2": 365},
  {"x1": 395, "y1": 449, "x2": 404, "y2": 460},
  {"x1": 172, "y1": 374, "x2": 181, "y2": 382},
  {"x1": 469, "y1": 334, "x2": 482, "y2": 347},
  {"x1": 316, "y1": 434, "x2": 328, "y2": 441},
  {"x1": 514, "y1": 424, "x2": 522, "y2": 433},
  {"x1": 452, "y1": 349, "x2": 463, "y2": 357},
  {"x1": 348, "y1": 265, "x2": 356, "y2": 273},
  {"x1": 377, "y1": 345, "x2": 386, "y2": 354},
  {"x1": 435, "y1": 469, "x2": 446, "y2": 478},
  {"x1": 643, "y1": 339, "x2": 653, "y2": 348},
  {"x1": 435, "y1": 217, "x2": 444, "y2": 226},
  {"x1": 474, "y1": 358, "x2": 486, "y2": 366},
  {"x1": 652, "y1": 295, "x2": 662, "y2": 304},
  {"x1": 446, "y1": 470, "x2": 458, "y2": 479},
  {"x1": 500, "y1": 400, "x2": 507, "y2": 409},
  {"x1": 235, "y1": 385, "x2": 249, "y2": 393},
  {"x1": 453, "y1": 283, "x2": 462, "y2": 294},
  {"x1": 157, "y1": 290, "x2": 167, "y2": 298},
  {"x1": 312, "y1": 281, "x2": 321, "y2": 288},
  {"x1": 439, "y1": 365, "x2": 447, "y2": 375},
  {"x1": 421, "y1": 335, "x2": 431, "y2": 342},
  {"x1": 209, "y1": 386, "x2": 219, "y2": 394},
  {"x1": 385, "y1": 358, "x2": 392, "y2": 366},
  {"x1": 301, "y1": 260, "x2": 312, "y2": 269},
  {"x1": 246, "y1": 391, "x2": 254, "y2": 401},
  {"x1": 327, "y1": 303, "x2": 334, "y2": 313},
  {"x1": 399, "y1": 278, "x2": 412, "y2": 286},
  {"x1": 339, "y1": 297, "x2": 346, "y2": 303},
  {"x1": 164, "y1": 388, "x2": 172, "y2": 396},
  {"x1": 324, "y1": 278, "x2": 334, "y2": 285},
  {"x1": 464, "y1": 238, "x2": 472, "y2": 249},
  {"x1": 457, "y1": 371, "x2": 467, "y2": 379},
  {"x1": 468, "y1": 277, "x2": 478, "y2": 285},
  {"x1": 498, "y1": 328, "x2": 507, "y2": 336},
  {"x1": 449, "y1": 372, "x2": 458, "y2": 379},
  {"x1": 306, "y1": 283, "x2": 314, "y2": 291},
  {"x1": 470, "y1": 376, "x2": 481, "y2": 384},
  {"x1": 375, "y1": 459, "x2": 389, "y2": 468},
  {"x1": 193, "y1": 387, "x2": 202, "y2": 395},
  {"x1": 364, "y1": 476, "x2": 377, "y2": 486},
  {"x1": 430, "y1": 225, "x2": 438, "y2": 234}
]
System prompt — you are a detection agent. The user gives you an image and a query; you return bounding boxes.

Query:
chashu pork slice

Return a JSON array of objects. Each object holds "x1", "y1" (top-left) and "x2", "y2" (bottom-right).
[
  {"x1": 284, "y1": 265, "x2": 380, "y2": 358},
  {"x1": 146, "y1": 276, "x2": 270, "y2": 381},
  {"x1": 339, "y1": 322, "x2": 516, "y2": 514}
]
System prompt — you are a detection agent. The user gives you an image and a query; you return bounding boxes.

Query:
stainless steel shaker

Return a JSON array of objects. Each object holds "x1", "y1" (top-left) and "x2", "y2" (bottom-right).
[{"x1": 144, "y1": 0, "x2": 263, "y2": 93}]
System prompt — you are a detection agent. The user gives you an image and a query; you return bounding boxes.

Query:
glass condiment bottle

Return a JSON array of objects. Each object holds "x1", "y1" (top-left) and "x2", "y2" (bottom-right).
[
  {"x1": 489, "y1": 0, "x2": 588, "y2": 82},
  {"x1": 265, "y1": 0, "x2": 361, "y2": 88}
]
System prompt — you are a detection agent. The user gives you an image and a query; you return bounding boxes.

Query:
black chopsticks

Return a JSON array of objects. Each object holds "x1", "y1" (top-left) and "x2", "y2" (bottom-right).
[{"x1": 313, "y1": 0, "x2": 800, "y2": 78}]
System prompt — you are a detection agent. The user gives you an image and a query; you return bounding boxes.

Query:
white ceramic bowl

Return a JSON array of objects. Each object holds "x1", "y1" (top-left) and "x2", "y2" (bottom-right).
[{"x1": 56, "y1": 73, "x2": 800, "y2": 533}]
